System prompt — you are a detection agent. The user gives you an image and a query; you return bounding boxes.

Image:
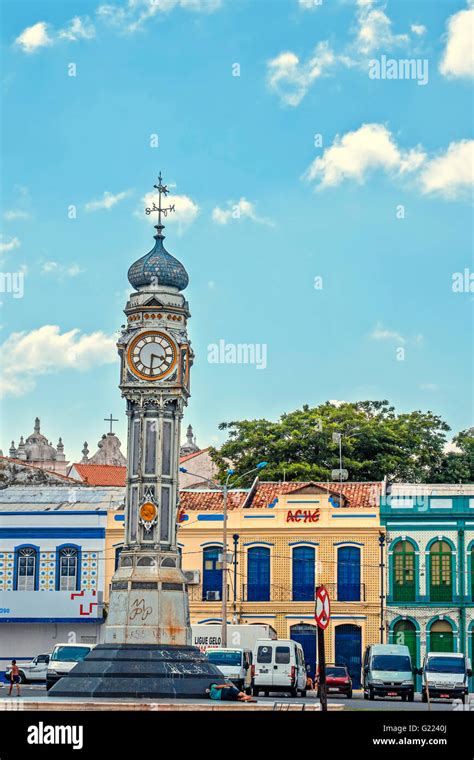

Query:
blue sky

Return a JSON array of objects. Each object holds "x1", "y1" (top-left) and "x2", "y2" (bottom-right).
[{"x1": 0, "y1": 0, "x2": 473, "y2": 463}]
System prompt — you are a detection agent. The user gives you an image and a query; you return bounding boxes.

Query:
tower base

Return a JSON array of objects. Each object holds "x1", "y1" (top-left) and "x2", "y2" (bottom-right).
[{"x1": 48, "y1": 644, "x2": 225, "y2": 699}]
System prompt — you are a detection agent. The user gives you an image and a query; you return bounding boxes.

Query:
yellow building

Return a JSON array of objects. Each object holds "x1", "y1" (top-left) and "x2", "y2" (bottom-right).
[{"x1": 104, "y1": 480, "x2": 384, "y2": 686}]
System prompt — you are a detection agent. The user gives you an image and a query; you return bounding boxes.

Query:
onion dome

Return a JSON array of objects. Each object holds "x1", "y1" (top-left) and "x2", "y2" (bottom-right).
[
  {"x1": 128, "y1": 171, "x2": 189, "y2": 292},
  {"x1": 128, "y1": 235, "x2": 189, "y2": 291}
]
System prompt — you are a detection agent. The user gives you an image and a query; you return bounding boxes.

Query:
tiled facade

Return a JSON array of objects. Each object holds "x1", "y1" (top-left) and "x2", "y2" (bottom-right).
[{"x1": 381, "y1": 488, "x2": 474, "y2": 688}]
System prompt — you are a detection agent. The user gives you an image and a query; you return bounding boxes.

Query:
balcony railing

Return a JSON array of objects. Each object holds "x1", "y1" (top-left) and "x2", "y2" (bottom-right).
[
  {"x1": 188, "y1": 582, "x2": 366, "y2": 604},
  {"x1": 188, "y1": 584, "x2": 230, "y2": 602},
  {"x1": 323, "y1": 583, "x2": 366, "y2": 602}
]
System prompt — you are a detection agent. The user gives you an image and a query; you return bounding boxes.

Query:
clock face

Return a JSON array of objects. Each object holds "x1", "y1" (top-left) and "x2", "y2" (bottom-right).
[{"x1": 127, "y1": 331, "x2": 177, "y2": 381}]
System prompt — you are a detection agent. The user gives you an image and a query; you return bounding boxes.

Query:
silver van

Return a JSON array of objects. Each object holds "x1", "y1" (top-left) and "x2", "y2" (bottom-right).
[
  {"x1": 363, "y1": 644, "x2": 415, "y2": 701},
  {"x1": 421, "y1": 652, "x2": 472, "y2": 704}
]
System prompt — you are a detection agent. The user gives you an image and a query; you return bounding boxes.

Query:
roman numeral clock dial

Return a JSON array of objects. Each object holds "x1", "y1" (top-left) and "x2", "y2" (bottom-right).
[{"x1": 127, "y1": 330, "x2": 177, "y2": 381}]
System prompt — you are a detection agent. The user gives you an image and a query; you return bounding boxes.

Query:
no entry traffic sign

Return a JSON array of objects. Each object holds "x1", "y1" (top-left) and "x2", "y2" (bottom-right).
[{"x1": 315, "y1": 585, "x2": 331, "y2": 630}]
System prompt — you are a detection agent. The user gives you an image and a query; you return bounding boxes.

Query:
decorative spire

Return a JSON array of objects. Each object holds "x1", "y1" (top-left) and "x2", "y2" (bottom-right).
[
  {"x1": 145, "y1": 172, "x2": 175, "y2": 240},
  {"x1": 186, "y1": 424, "x2": 194, "y2": 445},
  {"x1": 81, "y1": 442, "x2": 89, "y2": 463},
  {"x1": 9, "y1": 441, "x2": 16, "y2": 457},
  {"x1": 57, "y1": 437, "x2": 64, "y2": 451},
  {"x1": 34, "y1": 417, "x2": 40, "y2": 434}
]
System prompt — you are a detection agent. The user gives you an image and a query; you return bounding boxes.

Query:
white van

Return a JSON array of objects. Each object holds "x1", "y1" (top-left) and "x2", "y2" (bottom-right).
[
  {"x1": 46, "y1": 643, "x2": 95, "y2": 691},
  {"x1": 252, "y1": 639, "x2": 307, "y2": 697},
  {"x1": 206, "y1": 648, "x2": 253, "y2": 693},
  {"x1": 421, "y1": 652, "x2": 472, "y2": 704}
]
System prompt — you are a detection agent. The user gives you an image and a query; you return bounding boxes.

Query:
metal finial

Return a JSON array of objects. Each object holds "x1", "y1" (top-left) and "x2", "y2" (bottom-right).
[{"x1": 145, "y1": 171, "x2": 176, "y2": 239}]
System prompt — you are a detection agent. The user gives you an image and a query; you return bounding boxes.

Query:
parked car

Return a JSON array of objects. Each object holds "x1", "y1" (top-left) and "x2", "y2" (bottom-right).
[
  {"x1": 317, "y1": 664, "x2": 353, "y2": 698},
  {"x1": 46, "y1": 643, "x2": 95, "y2": 691},
  {"x1": 206, "y1": 647, "x2": 253, "y2": 693},
  {"x1": 421, "y1": 652, "x2": 472, "y2": 704},
  {"x1": 252, "y1": 639, "x2": 307, "y2": 697},
  {"x1": 362, "y1": 644, "x2": 415, "y2": 701},
  {"x1": 4, "y1": 654, "x2": 50, "y2": 684}
]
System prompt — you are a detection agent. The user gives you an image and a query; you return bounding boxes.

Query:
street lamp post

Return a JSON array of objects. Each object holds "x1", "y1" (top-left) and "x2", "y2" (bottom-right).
[{"x1": 179, "y1": 461, "x2": 268, "y2": 649}]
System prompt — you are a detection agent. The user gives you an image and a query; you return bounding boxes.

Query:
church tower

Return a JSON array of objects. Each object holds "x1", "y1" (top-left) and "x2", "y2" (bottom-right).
[{"x1": 106, "y1": 172, "x2": 193, "y2": 646}]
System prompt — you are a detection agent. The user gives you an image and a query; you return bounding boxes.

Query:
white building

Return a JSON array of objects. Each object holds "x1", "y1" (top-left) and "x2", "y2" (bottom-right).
[{"x1": 0, "y1": 485, "x2": 123, "y2": 667}]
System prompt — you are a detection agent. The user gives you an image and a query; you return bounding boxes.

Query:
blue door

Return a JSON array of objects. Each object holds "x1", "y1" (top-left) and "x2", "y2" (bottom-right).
[
  {"x1": 337, "y1": 546, "x2": 361, "y2": 601},
  {"x1": 247, "y1": 547, "x2": 270, "y2": 601},
  {"x1": 290, "y1": 624, "x2": 317, "y2": 680},
  {"x1": 202, "y1": 546, "x2": 222, "y2": 600},
  {"x1": 335, "y1": 624, "x2": 362, "y2": 689},
  {"x1": 292, "y1": 546, "x2": 315, "y2": 601}
]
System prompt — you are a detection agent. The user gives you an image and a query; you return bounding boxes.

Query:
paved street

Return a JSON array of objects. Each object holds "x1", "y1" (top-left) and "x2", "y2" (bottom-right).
[{"x1": 0, "y1": 684, "x2": 471, "y2": 711}]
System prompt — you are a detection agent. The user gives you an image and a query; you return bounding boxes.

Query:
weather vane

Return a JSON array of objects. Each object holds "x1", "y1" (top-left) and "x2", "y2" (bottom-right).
[{"x1": 145, "y1": 171, "x2": 175, "y2": 238}]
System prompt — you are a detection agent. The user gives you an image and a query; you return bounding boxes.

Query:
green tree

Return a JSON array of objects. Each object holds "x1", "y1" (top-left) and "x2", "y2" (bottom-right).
[
  {"x1": 209, "y1": 401, "x2": 465, "y2": 485},
  {"x1": 430, "y1": 427, "x2": 474, "y2": 483}
]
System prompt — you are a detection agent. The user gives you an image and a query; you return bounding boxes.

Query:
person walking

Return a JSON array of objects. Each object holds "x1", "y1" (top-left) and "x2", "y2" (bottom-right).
[{"x1": 8, "y1": 661, "x2": 21, "y2": 697}]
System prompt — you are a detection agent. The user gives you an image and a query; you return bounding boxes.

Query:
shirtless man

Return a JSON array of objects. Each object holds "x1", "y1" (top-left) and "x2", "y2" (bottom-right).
[{"x1": 8, "y1": 660, "x2": 21, "y2": 697}]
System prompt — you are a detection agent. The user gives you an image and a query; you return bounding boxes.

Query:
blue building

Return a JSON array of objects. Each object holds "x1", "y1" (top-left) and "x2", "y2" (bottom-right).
[
  {"x1": 0, "y1": 485, "x2": 123, "y2": 669},
  {"x1": 381, "y1": 484, "x2": 474, "y2": 686}
]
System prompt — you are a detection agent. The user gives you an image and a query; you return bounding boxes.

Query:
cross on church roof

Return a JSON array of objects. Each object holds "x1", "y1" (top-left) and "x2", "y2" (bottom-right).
[
  {"x1": 145, "y1": 171, "x2": 175, "y2": 239},
  {"x1": 104, "y1": 414, "x2": 119, "y2": 434}
]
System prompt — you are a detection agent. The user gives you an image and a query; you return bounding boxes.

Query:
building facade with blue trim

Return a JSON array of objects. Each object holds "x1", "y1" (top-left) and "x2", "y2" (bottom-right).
[
  {"x1": 380, "y1": 485, "x2": 474, "y2": 688},
  {"x1": 0, "y1": 486, "x2": 123, "y2": 668}
]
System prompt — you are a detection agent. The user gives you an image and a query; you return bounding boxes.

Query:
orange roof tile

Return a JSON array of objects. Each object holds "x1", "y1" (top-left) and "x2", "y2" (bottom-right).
[
  {"x1": 180, "y1": 481, "x2": 382, "y2": 511},
  {"x1": 72, "y1": 464, "x2": 127, "y2": 487}
]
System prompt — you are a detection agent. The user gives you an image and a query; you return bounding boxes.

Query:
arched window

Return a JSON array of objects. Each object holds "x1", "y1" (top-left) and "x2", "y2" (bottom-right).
[
  {"x1": 430, "y1": 620, "x2": 454, "y2": 653},
  {"x1": 292, "y1": 546, "x2": 315, "y2": 601},
  {"x1": 430, "y1": 541, "x2": 453, "y2": 602},
  {"x1": 202, "y1": 546, "x2": 222, "y2": 601},
  {"x1": 471, "y1": 547, "x2": 474, "y2": 600},
  {"x1": 393, "y1": 619, "x2": 417, "y2": 666},
  {"x1": 58, "y1": 547, "x2": 79, "y2": 591},
  {"x1": 114, "y1": 545, "x2": 123, "y2": 571},
  {"x1": 337, "y1": 546, "x2": 360, "y2": 601},
  {"x1": 16, "y1": 547, "x2": 37, "y2": 591},
  {"x1": 393, "y1": 541, "x2": 416, "y2": 602},
  {"x1": 247, "y1": 547, "x2": 270, "y2": 601}
]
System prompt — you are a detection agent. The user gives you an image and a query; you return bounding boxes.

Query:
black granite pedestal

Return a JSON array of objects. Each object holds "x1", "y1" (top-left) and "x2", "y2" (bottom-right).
[{"x1": 48, "y1": 644, "x2": 225, "y2": 699}]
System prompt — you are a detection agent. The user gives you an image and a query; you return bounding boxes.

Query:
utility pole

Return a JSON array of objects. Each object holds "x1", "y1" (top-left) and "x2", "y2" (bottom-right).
[
  {"x1": 232, "y1": 534, "x2": 239, "y2": 620},
  {"x1": 379, "y1": 533, "x2": 386, "y2": 643},
  {"x1": 221, "y1": 484, "x2": 228, "y2": 647}
]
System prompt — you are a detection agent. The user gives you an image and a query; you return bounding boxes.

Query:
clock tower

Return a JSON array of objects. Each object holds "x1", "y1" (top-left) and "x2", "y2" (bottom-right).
[
  {"x1": 49, "y1": 174, "x2": 222, "y2": 698},
  {"x1": 106, "y1": 172, "x2": 193, "y2": 646}
]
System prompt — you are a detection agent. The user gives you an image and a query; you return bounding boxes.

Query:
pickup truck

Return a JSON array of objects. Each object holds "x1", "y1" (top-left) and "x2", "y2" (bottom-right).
[{"x1": 4, "y1": 654, "x2": 50, "y2": 684}]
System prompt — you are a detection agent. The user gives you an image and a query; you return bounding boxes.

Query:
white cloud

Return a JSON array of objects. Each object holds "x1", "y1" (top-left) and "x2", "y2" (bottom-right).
[
  {"x1": 97, "y1": 0, "x2": 221, "y2": 33},
  {"x1": 354, "y1": 0, "x2": 409, "y2": 54},
  {"x1": 0, "y1": 325, "x2": 117, "y2": 398},
  {"x1": 15, "y1": 16, "x2": 95, "y2": 54},
  {"x1": 0, "y1": 236, "x2": 21, "y2": 253},
  {"x1": 269, "y1": 0, "x2": 418, "y2": 105},
  {"x1": 419, "y1": 140, "x2": 474, "y2": 199},
  {"x1": 211, "y1": 197, "x2": 274, "y2": 226},
  {"x1": 3, "y1": 210, "x2": 30, "y2": 221},
  {"x1": 304, "y1": 123, "x2": 425, "y2": 189},
  {"x1": 41, "y1": 261, "x2": 84, "y2": 277},
  {"x1": 267, "y1": 42, "x2": 340, "y2": 107},
  {"x1": 410, "y1": 24, "x2": 426, "y2": 36},
  {"x1": 85, "y1": 190, "x2": 131, "y2": 212},
  {"x1": 58, "y1": 16, "x2": 96, "y2": 42},
  {"x1": 140, "y1": 190, "x2": 199, "y2": 230},
  {"x1": 439, "y1": 6, "x2": 474, "y2": 79},
  {"x1": 370, "y1": 323, "x2": 406, "y2": 344},
  {"x1": 419, "y1": 383, "x2": 438, "y2": 391},
  {"x1": 15, "y1": 22, "x2": 52, "y2": 53}
]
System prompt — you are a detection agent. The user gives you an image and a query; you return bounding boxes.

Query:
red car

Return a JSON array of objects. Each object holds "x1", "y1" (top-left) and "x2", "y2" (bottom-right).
[{"x1": 317, "y1": 664, "x2": 353, "y2": 698}]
